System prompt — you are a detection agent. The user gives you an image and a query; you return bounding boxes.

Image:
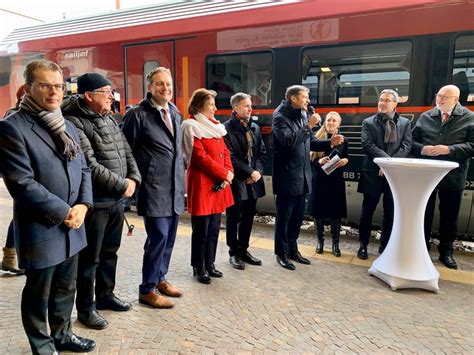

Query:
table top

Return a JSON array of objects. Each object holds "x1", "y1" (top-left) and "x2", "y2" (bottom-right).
[{"x1": 374, "y1": 157, "x2": 459, "y2": 169}]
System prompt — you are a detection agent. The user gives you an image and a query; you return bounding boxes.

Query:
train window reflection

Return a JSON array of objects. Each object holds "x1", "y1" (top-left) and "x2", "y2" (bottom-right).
[
  {"x1": 452, "y1": 35, "x2": 474, "y2": 103},
  {"x1": 301, "y1": 41, "x2": 412, "y2": 105},
  {"x1": 206, "y1": 52, "x2": 272, "y2": 107}
]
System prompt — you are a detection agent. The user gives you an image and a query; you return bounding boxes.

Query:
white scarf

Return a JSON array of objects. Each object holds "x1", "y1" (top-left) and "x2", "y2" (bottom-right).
[{"x1": 182, "y1": 112, "x2": 227, "y2": 163}]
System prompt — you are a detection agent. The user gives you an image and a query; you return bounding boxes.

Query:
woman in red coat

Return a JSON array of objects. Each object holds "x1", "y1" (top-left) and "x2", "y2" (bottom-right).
[{"x1": 182, "y1": 89, "x2": 234, "y2": 284}]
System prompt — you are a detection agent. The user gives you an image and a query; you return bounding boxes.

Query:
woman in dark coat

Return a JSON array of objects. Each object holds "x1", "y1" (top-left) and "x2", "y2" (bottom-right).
[{"x1": 307, "y1": 111, "x2": 349, "y2": 257}]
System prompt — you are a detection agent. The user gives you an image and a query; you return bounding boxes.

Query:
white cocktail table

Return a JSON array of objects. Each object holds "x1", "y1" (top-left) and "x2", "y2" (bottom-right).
[{"x1": 368, "y1": 157, "x2": 459, "y2": 293}]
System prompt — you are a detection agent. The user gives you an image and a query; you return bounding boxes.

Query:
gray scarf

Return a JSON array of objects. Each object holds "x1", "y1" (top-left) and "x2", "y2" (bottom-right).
[{"x1": 19, "y1": 94, "x2": 80, "y2": 160}]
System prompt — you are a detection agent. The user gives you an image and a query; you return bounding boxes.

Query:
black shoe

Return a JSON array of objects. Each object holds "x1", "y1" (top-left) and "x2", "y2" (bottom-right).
[
  {"x1": 357, "y1": 247, "x2": 368, "y2": 260},
  {"x1": 206, "y1": 263, "x2": 223, "y2": 277},
  {"x1": 332, "y1": 243, "x2": 341, "y2": 257},
  {"x1": 288, "y1": 251, "x2": 311, "y2": 265},
  {"x1": 241, "y1": 251, "x2": 262, "y2": 266},
  {"x1": 316, "y1": 240, "x2": 324, "y2": 254},
  {"x1": 229, "y1": 255, "x2": 245, "y2": 270},
  {"x1": 439, "y1": 255, "x2": 458, "y2": 269},
  {"x1": 193, "y1": 267, "x2": 211, "y2": 284},
  {"x1": 55, "y1": 334, "x2": 96, "y2": 353},
  {"x1": 77, "y1": 310, "x2": 108, "y2": 330},
  {"x1": 276, "y1": 255, "x2": 295, "y2": 270},
  {"x1": 96, "y1": 295, "x2": 132, "y2": 312}
]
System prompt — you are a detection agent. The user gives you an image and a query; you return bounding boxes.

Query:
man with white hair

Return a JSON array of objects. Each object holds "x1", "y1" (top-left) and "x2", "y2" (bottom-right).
[
  {"x1": 412, "y1": 85, "x2": 474, "y2": 269},
  {"x1": 357, "y1": 89, "x2": 412, "y2": 260}
]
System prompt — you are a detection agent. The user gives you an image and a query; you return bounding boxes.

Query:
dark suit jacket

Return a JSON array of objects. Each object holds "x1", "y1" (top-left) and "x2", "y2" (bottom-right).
[
  {"x1": 0, "y1": 109, "x2": 93, "y2": 269},
  {"x1": 122, "y1": 94, "x2": 185, "y2": 217},
  {"x1": 412, "y1": 103, "x2": 474, "y2": 190},
  {"x1": 272, "y1": 100, "x2": 331, "y2": 196},
  {"x1": 357, "y1": 112, "x2": 412, "y2": 196},
  {"x1": 223, "y1": 115, "x2": 266, "y2": 200}
]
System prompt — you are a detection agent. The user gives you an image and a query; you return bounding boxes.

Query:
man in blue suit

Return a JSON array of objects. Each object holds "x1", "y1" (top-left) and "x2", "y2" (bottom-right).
[
  {"x1": 0, "y1": 60, "x2": 95, "y2": 354},
  {"x1": 272, "y1": 85, "x2": 344, "y2": 270},
  {"x1": 122, "y1": 67, "x2": 185, "y2": 308}
]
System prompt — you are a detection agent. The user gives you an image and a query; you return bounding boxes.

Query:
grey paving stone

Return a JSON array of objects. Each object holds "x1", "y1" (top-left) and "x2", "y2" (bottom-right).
[{"x1": 0, "y1": 180, "x2": 473, "y2": 354}]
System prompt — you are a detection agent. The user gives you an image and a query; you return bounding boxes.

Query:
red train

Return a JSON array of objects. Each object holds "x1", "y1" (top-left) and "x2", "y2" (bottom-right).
[{"x1": 0, "y1": 0, "x2": 473, "y2": 237}]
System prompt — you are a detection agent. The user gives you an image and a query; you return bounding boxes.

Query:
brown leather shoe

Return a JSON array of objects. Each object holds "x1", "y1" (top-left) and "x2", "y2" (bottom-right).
[
  {"x1": 157, "y1": 280, "x2": 183, "y2": 298},
  {"x1": 139, "y1": 290, "x2": 175, "y2": 308}
]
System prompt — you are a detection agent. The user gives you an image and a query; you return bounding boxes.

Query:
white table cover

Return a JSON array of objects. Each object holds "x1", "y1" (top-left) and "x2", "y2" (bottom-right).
[{"x1": 368, "y1": 157, "x2": 459, "y2": 293}]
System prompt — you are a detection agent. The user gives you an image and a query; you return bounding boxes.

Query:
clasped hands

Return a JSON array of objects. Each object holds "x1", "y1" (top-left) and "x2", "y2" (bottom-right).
[
  {"x1": 245, "y1": 170, "x2": 262, "y2": 184},
  {"x1": 64, "y1": 204, "x2": 89, "y2": 229},
  {"x1": 223, "y1": 170, "x2": 234, "y2": 187},
  {"x1": 421, "y1": 145, "x2": 450, "y2": 156}
]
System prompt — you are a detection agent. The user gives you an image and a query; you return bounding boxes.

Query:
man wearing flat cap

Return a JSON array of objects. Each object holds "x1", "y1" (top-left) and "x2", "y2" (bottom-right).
[{"x1": 62, "y1": 72, "x2": 141, "y2": 330}]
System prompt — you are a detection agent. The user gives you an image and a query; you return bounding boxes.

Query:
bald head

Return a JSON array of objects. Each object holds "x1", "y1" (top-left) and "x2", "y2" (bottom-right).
[
  {"x1": 440, "y1": 85, "x2": 460, "y2": 98},
  {"x1": 436, "y1": 85, "x2": 460, "y2": 113}
]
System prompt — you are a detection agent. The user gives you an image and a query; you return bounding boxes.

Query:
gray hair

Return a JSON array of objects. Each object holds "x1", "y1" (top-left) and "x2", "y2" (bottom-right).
[
  {"x1": 285, "y1": 85, "x2": 309, "y2": 100},
  {"x1": 230, "y1": 92, "x2": 251, "y2": 108},
  {"x1": 146, "y1": 67, "x2": 172, "y2": 85},
  {"x1": 380, "y1": 89, "x2": 399, "y2": 103}
]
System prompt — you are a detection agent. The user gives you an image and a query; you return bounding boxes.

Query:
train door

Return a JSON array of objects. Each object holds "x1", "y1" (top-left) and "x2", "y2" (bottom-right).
[{"x1": 124, "y1": 41, "x2": 174, "y2": 106}]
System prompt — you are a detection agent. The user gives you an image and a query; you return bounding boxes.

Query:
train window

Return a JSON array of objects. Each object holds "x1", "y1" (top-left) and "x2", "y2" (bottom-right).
[
  {"x1": 452, "y1": 35, "x2": 474, "y2": 103},
  {"x1": 301, "y1": 41, "x2": 412, "y2": 105},
  {"x1": 206, "y1": 52, "x2": 272, "y2": 107}
]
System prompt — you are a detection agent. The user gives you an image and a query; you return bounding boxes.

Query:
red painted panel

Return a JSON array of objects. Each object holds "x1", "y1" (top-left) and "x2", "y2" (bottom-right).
[{"x1": 18, "y1": 0, "x2": 472, "y2": 52}]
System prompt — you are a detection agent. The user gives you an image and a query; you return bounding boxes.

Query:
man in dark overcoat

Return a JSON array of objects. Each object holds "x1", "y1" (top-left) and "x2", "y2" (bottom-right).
[
  {"x1": 62, "y1": 73, "x2": 141, "y2": 329},
  {"x1": 357, "y1": 89, "x2": 412, "y2": 260},
  {"x1": 223, "y1": 92, "x2": 266, "y2": 270},
  {"x1": 272, "y1": 85, "x2": 343, "y2": 270},
  {"x1": 0, "y1": 59, "x2": 95, "y2": 353},
  {"x1": 412, "y1": 84, "x2": 474, "y2": 269},
  {"x1": 122, "y1": 67, "x2": 185, "y2": 308}
]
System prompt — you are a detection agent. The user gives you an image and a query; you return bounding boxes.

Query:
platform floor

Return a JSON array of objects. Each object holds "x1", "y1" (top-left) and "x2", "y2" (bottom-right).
[{"x1": 0, "y1": 181, "x2": 473, "y2": 354}]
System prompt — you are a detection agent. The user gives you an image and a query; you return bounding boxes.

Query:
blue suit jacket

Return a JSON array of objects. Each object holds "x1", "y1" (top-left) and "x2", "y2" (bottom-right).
[
  {"x1": 122, "y1": 95, "x2": 185, "y2": 217},
  {"x1": 272, "y1": 100, "x2": 331, "y2": 196},
  {"x1": 0, "y1": 109, "x2": 93, "y2": 269}
]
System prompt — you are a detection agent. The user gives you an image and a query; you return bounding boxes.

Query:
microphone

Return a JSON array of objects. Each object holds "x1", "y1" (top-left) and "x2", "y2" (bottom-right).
[{"x1": 307, "y1": 105, "x2": 321, "y2": 128}]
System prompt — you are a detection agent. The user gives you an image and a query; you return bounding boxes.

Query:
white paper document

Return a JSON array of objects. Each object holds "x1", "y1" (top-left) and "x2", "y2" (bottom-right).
[{"x1": 322, "y1": 154, "x2": 340, "y2": 175}]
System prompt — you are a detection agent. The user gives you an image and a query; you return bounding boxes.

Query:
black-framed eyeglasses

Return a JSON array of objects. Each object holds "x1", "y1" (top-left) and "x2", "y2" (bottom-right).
[
  {"x1": 91, "y1": 89, "x2": 116, "y2": 96},
  {"x1": 29, "y1": 82, "x2": 66, "y2": 92}
]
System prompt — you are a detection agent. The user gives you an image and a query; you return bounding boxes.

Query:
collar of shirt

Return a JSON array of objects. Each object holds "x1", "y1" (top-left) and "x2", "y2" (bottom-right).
[
  {"x1": 150, "y1": 97, "x2": 169, "y2": 112},
  {"x1": 439, "y1": 109, "x2": 452, "y2": 116}
]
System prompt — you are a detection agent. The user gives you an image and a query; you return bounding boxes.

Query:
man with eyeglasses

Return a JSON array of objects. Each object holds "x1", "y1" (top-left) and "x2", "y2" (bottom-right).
[
  {"x1": 412, "y1": 85, "x2": 474, "y2": 269},
  {"x1": 0, "y1": 59, "x2": 96, "y2": 353},
  {"x1": 122, "y1": 67, "x2": 185, "y2": 308},
  {"x1": 357, "y1": 89, "x2": 412, "y2": 260},
  {"x1": 62, "y1": 73, "x2": 141, "y2": 329}
]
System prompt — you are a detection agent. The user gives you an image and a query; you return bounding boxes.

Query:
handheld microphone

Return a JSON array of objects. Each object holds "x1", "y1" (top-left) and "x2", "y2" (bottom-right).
[{"x1": 307, "y1": 105, "x2": 321, "y2": 128}]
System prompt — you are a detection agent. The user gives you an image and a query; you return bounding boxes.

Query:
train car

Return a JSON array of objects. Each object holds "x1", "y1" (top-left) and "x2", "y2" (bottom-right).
[{"x1": 0, "y1": 0, "x2": 473, "y2": 238}]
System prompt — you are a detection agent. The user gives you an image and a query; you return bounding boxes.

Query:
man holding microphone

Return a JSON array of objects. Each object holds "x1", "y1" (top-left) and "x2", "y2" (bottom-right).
[{"x1": 272, "y1": 85, "x2": 344, "y2": 270}]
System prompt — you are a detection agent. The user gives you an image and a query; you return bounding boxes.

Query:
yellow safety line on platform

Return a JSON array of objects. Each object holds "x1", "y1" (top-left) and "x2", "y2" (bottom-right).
[{"x1": 122, "y1": 213, "x2": 474, "y2": 286}]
